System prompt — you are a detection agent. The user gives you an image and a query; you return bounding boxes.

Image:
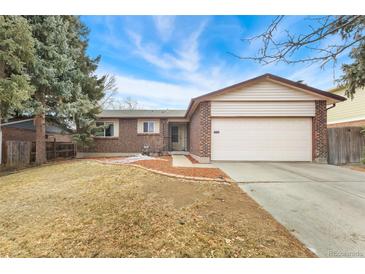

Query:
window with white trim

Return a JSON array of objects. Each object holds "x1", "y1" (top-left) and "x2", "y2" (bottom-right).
[
  {"x1": 95, "y1": 121, "x2": 115, "y2": 137},
  {"x1": 143, "y1": 121, "x2": 155, "y2": 133}
]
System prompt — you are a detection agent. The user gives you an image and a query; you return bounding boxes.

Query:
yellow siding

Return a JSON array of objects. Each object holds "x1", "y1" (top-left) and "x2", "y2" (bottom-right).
[{"x1": 327, "y1": 88, "x2": 365, "y2": 123}]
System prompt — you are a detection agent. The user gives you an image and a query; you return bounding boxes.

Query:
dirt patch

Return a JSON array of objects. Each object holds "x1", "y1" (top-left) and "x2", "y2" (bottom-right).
[
  {"x1": 132, "y1": 156, "x2": 229, "y2": 180},
  {"x1": 0, "y1": 161, "x2": 314, "y2": 257}
]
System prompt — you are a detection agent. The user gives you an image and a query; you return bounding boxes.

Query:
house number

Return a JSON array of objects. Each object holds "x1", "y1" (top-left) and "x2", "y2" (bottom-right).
[{"x1": 213, "y1": 130, "x2": 220, "y2": 134}]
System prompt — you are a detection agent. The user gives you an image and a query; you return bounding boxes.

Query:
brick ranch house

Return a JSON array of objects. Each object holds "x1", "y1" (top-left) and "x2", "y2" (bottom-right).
[{"x1": 79, "y1": 74, "x2": 346, "y2": 163}]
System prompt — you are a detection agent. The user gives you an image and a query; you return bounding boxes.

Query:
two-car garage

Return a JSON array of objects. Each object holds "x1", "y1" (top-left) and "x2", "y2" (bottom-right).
[
  {"x1": 187, "y1": 74, "x2": 345, "y2": 163},
  {"x1": 208, "y1": 80, "x2": 317, "y2": 162},
  {"x1": 211, "y1": 117, "x2": 312, "y2": 161}
]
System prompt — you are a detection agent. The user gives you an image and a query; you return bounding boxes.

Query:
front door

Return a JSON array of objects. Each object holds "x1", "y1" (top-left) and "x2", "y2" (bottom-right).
[{"x1": 171, "y1": 125, "x2": 186, "y2": 151}]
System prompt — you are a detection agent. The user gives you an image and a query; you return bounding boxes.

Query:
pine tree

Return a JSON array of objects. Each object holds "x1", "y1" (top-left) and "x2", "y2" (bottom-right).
[
  {"x1": 0, "y1": 16, "x2": 35, "y2": 120},
  {"x1": 26, "y1": 16, "x2": 78, "y2": 164},
  {"x1": 51, "y1": 16, "x2": 108, "y2": 149},
  {"x1": 25, "y1": 16, "x2": 110, "y2": 163}
]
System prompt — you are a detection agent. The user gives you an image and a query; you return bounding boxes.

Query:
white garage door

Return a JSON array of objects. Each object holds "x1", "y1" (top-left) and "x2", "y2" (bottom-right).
[{"x1": 211, "y1": 118, "x2": 312, "y2": 161}]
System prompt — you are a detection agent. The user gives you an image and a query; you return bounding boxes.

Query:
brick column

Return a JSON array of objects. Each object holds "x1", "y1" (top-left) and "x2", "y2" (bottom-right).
[
  {"x1": 312, "y1": 100, "x2": 328, "y2": 163},
  {"x1": 161, "y1": 118, "x2": 169, "y2": 152},
  {"x1": 199, "y1": 102, "x2": 211, "y2": 159}
]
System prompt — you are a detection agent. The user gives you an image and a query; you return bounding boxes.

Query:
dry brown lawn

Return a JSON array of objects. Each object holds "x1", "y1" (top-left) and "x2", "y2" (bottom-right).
[{"x1": 0, "y1": 160, "x2": 314, "y2": 258}]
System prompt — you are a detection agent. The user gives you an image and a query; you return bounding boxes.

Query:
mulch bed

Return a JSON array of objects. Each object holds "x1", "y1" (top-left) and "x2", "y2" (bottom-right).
[
  {"x1": 132, "y1": 156, "x2": 230, "y2": 180},
  {"x1": 186, "y1": 155, "x2": 199, "y2": 164}
]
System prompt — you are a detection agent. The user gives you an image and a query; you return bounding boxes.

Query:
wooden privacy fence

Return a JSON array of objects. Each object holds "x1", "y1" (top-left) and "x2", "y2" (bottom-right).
[
  {"x1": 2, "y1": 140, "x2": 76, "y2": 168},
  {"x1": 328, "y1": 127, "x2": 365, "y2": 165},
  {"x1": 30, "y1": 141, "x2": 76, "y2": 162},
  {"x1": 4, "y1": 141, "x2": 31, "y2": 168}
]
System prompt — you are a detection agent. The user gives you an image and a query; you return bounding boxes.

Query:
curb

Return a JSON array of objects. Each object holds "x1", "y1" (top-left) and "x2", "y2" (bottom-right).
[
  {"x1": 96, "y1": 160, "x2": 233, "y2": 184},
  {"x1": 128, "y1": 164, "x2": 233, "y2": 184}
]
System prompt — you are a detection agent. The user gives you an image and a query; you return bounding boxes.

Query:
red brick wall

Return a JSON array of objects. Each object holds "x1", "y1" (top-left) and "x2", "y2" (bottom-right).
[
  {"x1": 188, "y1": 104, "x2": 201, "y2": 156},
  {"x1": 313, "y1": 100, "x2": 328, "y2": 163},
  {"x1": 80, "y1": 118, "x2": 168, "y2": 154},
  {"x1": 200, "y1": 102, "x2": 211, "y2": 157},
  {"x1": 188, "y1": 102, "x2": 211, "y2": 158},
  {"x1": 161, "y1": 118, "x2": 169, "y2": 151}
]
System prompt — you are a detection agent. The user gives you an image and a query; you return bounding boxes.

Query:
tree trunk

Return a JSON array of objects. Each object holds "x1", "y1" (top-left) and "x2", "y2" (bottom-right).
[
  {"x1": 35, "y1": 113, "x2": 46, "y2": 164},
  {"x1": 0, "y1": 114, "x2": 2, "y2": 166}
]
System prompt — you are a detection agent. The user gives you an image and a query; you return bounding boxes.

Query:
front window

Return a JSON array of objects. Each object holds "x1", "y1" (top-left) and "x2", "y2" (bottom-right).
[
  {"x1": 143, "y1": 121, "x2": 155, "y2": 133},
  {"x1": 95, "y1": 122, "x2": 115, "y2": 137}
]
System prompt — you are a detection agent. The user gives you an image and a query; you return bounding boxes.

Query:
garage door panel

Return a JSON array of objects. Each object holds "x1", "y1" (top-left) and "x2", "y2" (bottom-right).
[{"x1": 211, "y1": 118, "x2": 312, "y2": 161}]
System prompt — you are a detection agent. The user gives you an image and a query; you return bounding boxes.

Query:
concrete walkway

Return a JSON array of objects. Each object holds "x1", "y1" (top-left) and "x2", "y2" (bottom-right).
[
  {"x1": 214, "y1": 162, "x2": 365, "y2": 257},
  {"x1": 171, "y1": 155, "x2": 214, "y2": 168}
]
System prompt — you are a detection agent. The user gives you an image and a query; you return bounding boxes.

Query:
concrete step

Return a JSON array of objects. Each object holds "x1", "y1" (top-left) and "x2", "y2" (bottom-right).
[{"x1": 168, "y1": 151, "x2": 189, "y2": 155}]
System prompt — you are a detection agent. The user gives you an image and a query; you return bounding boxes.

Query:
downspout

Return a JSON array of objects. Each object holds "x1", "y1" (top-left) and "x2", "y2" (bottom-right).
[{"x1": 326, "y1": 103, "x2": 336, "y2": 111}]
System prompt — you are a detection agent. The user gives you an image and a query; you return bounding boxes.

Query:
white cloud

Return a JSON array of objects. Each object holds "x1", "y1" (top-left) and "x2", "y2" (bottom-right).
[
  {"x1": 127, "y1": 31, "x2": 172, "y2": 69},
  {"x1": 99, "y1": 59, "x2": 251, "y2": 110},
  {"x1": 288, "y1": 64, "x2": 337, "y2": 89},
  {"x1": 111, "y1": 73, "x2": 203, "y2": 109},
  {"x1": 166, "y1": 20, "x2": 207, "y2": 72},
  {"x1": 152, "y1": 16, "x2": 176, "y2": 42},
  {"x1": 127, "y1": 20, "x2": 207, "y2": 73}
]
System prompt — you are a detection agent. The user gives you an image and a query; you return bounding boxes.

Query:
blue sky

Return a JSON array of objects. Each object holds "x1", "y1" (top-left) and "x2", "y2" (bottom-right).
[{"x1": 81, "y1": 16, "x2": 350, "y2": 109}]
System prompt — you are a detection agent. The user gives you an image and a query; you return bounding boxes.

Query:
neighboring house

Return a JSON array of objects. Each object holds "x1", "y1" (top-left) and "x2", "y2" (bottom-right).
[
  {"x1": 79, "y1": 73, "x2": 345, "y2": 163},
  {"x1": 327, "y1": 86, "x2": 365, "y2": 128},
  {"x1": 2, "y1": 119, "x2": 73, "y2": 143}
]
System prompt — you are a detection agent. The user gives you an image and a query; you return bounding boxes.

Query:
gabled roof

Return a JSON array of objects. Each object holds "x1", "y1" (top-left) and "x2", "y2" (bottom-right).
[
  {"x1": 185, "y1": 73, "x2": 347, "y2": 117},
  {"x1": 97, "y1": 74, "x2": 346, "y2": 120},
  {"x1": 98, "y1": 109, "x2": 186, "y2": 118}
]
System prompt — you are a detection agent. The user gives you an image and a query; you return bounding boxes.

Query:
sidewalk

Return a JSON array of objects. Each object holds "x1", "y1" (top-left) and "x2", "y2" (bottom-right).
[{"x1": 171, "y1": 155, "x2": 215, "y2": 168}]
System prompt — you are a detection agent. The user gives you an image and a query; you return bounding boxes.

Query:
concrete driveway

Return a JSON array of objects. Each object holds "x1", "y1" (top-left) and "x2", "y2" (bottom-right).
[{"x1": 214, "y1": 162, "x2": 365, "y2": 257}]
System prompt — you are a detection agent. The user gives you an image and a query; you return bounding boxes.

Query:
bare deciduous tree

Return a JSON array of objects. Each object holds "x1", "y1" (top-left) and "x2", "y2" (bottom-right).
[
  {"x1": 99, "y1": 74, "x2": 118, "y2": 108},
  {"x1": 99, "y1": 76, "x2": 139, "y2": 110},
  {"x1": 235, "y1": 16, "x2": 365, "y2": 98}
]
